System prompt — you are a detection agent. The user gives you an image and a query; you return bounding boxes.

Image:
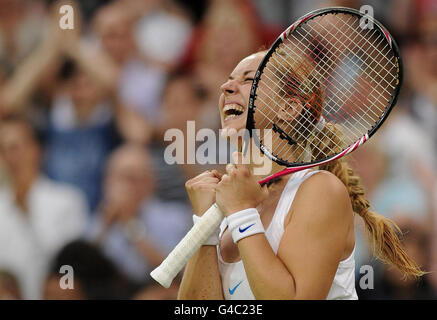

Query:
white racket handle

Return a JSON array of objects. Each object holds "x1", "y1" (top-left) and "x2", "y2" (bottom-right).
[{"x1": 150, "y1": 203, "x2": 224, "y2": 288}]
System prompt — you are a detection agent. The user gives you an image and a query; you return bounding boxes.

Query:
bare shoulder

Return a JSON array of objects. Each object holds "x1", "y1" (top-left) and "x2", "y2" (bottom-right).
[
  {"x1": 286, "y1": 170, "x2": 353, "y2": 226},
  {"x1": 301, "y1": 170, "x2": 349, "y2": 198}
]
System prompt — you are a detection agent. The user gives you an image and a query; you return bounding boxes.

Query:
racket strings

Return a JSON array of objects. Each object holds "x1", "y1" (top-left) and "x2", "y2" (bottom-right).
[
  {"x1": 330, "y1": 14, "x2": 397, "y2": 81},
  {"x1": 258, "y1": 21, "x2": 392, "y2": 162},
  {"x1": 256, "y1": 47, "x2": 340, "y2": 147},
  {"x1": 305, "y1": 18, "x2": 396, "y2": 136},
  {"x1": 264, "y1": 33, "x2": 376, "y2": 142},
  {"x1": 254, "y1": 62, "x2": 324, "y2": 142},
  {"x1": 252, "y1": 12, "x2": 398, "y2": 165},
  {"x1": 275, "y1": 41, "x2": 372, "y2": 135},
  {"x1": 291, "y1": 23, "x2": 389, "y2": 125},
  {"x1": 255, "y1": 84, "x2": 333, "y2": 162},
  {"x1": 279, "y1": 37, "x2": 376, "y2": 140},
  {"x1": 257, "y1": 47, "x2": 358, "y2": 160},
  {"x1": 309, "y1": 15, "x2": 396, "y2": 104},
  {"x1": 254, "y1": 64, "x2": 334, "y2": 161},
  {"x1": 255, "y1": 60, "x2": 337, "y2": 161}
]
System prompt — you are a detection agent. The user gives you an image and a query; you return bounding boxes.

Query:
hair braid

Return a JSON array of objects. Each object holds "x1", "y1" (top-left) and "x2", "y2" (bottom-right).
[{"x1": 311, "y1": 123, "x2": 424, "y2": 278}]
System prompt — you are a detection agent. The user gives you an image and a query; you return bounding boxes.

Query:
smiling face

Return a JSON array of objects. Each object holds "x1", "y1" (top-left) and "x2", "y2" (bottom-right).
[{"x1": 218, "y1": 52, "x2": 265, "y2": 132}]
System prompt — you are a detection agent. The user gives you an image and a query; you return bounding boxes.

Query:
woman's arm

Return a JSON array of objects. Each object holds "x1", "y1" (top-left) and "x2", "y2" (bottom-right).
[
  {"x1": 216, "y1": 162, "x2": 353, "y2": 299},
  {"x1": 177, "y1": 170, "x2": 224, "y2": 300},
  {"x1": 178, "y1": 246, "x2": 224, "y2": 299}
]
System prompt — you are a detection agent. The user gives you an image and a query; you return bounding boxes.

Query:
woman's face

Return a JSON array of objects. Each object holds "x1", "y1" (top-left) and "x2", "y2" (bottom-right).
[{"x1": 218, "y1": 52, "x2": 264, "y2": 132}]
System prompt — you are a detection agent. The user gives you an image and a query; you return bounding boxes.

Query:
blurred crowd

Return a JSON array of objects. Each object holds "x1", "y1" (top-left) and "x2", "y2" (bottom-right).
[{"x1": 0, "y1": 0, "x2": 435, "y2": 300}]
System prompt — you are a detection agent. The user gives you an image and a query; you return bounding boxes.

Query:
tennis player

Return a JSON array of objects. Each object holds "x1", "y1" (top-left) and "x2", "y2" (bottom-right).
[{"x1": 178, "y1": 51, "x2": 423, "y2": 300}]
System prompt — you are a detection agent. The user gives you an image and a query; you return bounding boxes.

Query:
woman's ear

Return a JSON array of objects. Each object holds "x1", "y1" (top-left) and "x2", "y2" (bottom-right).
[{"x1": 276, "y1": 97, "x2": 303, "y2": 122}]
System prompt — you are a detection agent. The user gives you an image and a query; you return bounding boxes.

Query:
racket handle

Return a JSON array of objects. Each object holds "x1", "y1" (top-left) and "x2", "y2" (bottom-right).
[{"x1": 150, "y1": 203, "x2": 224, "y2": 288}]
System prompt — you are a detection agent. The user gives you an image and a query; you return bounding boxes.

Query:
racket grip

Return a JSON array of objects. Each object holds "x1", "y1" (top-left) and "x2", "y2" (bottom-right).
[{"x1": 150, "y1": 203, "x2": 224, "y2": 288}]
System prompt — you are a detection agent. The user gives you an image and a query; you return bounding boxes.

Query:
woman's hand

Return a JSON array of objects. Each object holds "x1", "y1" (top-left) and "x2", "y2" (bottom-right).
[
  {"x1": 216, "y1": 152, "x2": 268, "y2": 216},
  {"x1": 185, "y1": 170, "x2": 222, "y2": 216}
]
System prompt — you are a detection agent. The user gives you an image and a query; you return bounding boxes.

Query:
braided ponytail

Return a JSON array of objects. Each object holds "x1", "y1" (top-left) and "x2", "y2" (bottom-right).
[{"x1": 311, "y1": 122, "x2": 425, "y2": 278}]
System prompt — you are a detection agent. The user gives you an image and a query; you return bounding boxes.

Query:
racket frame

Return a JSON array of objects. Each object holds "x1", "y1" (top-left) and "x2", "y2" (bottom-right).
[{"x1": 247, "y1": 6, "x2": 403, "y2": 171}]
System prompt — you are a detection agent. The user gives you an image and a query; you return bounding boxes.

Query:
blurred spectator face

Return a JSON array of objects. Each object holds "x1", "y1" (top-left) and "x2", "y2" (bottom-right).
[
  {"x1": 68, "y1": 71, "x2": 104, "y2": 113},
  {"x1": 199, "y1": 0, "x2": 261, "y2": 73},
  {"x1": 43, "y1": 275, "x2": 85, "y2": 300},
  {"x1": 161, "y1": 76, "x2": 202, "y2": 131},
  {"x1": 0, "y1": 120, "x2": 40, "y2": 176},
  {"x1": 95, "y1": 6, "x2": 136, "y2": 64},
  {"x1": 104, "y1": 145, "x2": 155, "y2": 212}
]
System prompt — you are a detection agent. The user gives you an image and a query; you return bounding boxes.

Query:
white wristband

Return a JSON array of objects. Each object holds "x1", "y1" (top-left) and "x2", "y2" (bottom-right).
[
  {"x1": 193, "y1": 214, "x2": 220, "y2": 246},
  {"x1": 226, "y1": 208, "x2": 265, "y2": 243}
]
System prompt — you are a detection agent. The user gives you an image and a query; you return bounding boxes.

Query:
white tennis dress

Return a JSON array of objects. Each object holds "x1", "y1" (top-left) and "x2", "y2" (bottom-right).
[{"x1": 217, "y1": 169, "x2": 358, "y2": 300}]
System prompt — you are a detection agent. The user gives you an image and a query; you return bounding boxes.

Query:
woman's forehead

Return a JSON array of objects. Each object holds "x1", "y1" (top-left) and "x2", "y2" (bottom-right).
[{"x1": 231, "y1": 53, "x2": 264, "y2": 76}]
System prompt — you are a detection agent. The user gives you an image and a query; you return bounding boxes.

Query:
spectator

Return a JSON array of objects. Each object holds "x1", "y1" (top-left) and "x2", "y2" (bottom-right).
[
  {"x1": 181, "y1": 0, "x2": 271, "y2": 129},
  {"x1": 43, "y1": 240, "x2": 137, "y2": 300},
  {"x1": 44, "y1": 61, "x2": 121, "y2": 212},
  {"x1": 150, "y1": 71, "x2": 226, "y2": 203},
  {"x1": 93, "y1": 1, "x2": 167, "y2": 124},
  {"x1": 0, "y1": 0, "x2": 46, "y2": 71},
  {"x1": 134, "y1": 0, "x2": 194, "y2": 71},
  {"x1": 404, "y1": 1, "x2": 437, "y2": 149},
  {"x1": 0, "y1": 1, "x2": 152, "y2": 212},
  {"x1": 0, "y1": 115, "x2": 88, "y2": 299},
  {"x1": 87, "y1": 144, "x2": 191, "y2": 285}
]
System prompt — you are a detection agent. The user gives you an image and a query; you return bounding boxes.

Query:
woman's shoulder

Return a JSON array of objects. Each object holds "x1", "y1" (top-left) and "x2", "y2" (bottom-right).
[
  {"x1": 298, "y1": 170, "x2": 349, "y2": 197},
  {"x1": 289, "y1": 169, "x2": 352, "y2": 222}
]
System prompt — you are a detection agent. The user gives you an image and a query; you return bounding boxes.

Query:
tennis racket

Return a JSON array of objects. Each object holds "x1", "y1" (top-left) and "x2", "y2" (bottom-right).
[{"x1": 150, "y1": 7, "x2": 402, "y2": 288}]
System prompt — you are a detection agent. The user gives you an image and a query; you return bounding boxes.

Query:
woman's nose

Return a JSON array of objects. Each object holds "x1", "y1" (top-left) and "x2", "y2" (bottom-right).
[{"x1": 220, "y1": 78, "x2": 238, "y2": 95}]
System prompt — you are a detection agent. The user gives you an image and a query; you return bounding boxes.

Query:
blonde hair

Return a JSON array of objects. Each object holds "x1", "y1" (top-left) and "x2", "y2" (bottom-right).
[{"x1": 311, "y1": 123, "x2": 425, "y2": 278}]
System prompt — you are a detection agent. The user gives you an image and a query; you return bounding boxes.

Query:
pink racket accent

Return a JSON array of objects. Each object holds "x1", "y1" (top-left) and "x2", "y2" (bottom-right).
[
  {"x1": 258, "y1": 133, "x2": 368, "y2": 185},
  {"x1": 281, "y1": 14, "x2": 315, "y2": 40},
  {"x1": 381, "y1": 28, "x2": 392, "y2": 48}
]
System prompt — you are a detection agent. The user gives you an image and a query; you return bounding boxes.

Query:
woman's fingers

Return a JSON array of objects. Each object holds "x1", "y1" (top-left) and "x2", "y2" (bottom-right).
[
  {"x1": 187, "y1": 170, "x2": 220, "y2": 185},
  {"x1": 210, "y1": 169, "x2": 223, "y2": 180}
]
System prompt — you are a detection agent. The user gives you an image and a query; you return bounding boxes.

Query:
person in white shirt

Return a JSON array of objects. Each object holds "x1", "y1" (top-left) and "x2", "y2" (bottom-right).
[
  {"x1": 87, "y1": 144, "x2": 191, "y2": 285},
  {"x1": 0, "y1": 116, "x2": 88, "y2": 299}
]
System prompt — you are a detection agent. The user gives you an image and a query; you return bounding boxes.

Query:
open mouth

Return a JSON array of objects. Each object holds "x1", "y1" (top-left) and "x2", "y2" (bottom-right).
[{"x1": 223, "y1": 104, "x2": 245, "y2": 121}]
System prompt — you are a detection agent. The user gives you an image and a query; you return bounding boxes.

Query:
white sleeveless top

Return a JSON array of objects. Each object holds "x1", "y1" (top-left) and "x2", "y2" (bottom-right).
[{"x1": 217, "y1": 169, "x2": 358, "y2": 300}]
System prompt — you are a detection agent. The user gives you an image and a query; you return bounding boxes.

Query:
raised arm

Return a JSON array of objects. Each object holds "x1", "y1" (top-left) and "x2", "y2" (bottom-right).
[
  {"x1": 177, "y1": 170, "x2": 224, "y2": 300},
  {"x1": 0, "y1": 19, "x2": 61, "y2": 115},
  {"x1": 57, "y1": 1, "x2": 119, "y2": 94}
]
